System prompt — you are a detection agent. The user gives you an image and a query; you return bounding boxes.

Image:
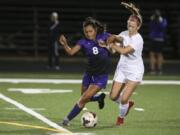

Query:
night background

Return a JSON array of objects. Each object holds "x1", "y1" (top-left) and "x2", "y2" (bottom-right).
[
  {"x1": 0, "y1": 1, "x2": 180, "y2": 135},
  {"x1": 0, "y1": 0, "x2": 179, "y2": 74}
]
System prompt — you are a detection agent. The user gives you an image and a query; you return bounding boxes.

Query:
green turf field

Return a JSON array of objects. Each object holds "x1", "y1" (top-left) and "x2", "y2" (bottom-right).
[{"x1": 0, "y1": 73, "x2": 180, "y2": 135}]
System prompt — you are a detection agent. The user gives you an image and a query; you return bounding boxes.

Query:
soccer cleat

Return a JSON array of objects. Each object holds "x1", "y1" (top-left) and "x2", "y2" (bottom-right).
[
  {"x1": 116, "y1": 117, "x2": 124, "y2": 126},
  {"x1": 98, "y1": 93, "x2": 106, "y2": 109},
  {"x1": 125, "y1": 101, "x2": 134, "y2": 116},
  {"x1": 116, "y1": 101, "x2": 134, "y2": 126},
  {"x1": 60, "y1": 118, "x2": 70, "y2": 126}
]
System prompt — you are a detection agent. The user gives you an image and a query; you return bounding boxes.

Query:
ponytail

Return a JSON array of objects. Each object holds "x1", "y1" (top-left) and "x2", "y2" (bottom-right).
[{"x1": 121, "y1": 2, "x2": 142, "y2": 27}]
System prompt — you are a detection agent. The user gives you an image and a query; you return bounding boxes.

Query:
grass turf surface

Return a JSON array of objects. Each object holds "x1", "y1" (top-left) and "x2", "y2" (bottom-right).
[{"x1": 0, "y1": 73, "x2": 180, "y2": 135}]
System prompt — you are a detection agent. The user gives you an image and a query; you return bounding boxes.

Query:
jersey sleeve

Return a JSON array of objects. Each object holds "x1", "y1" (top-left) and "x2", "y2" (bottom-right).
[
  {"x1": 76, "y1": 39, "x2": 84, "y2": 48},
  {"x1": 104, "y1": 32, "x2": 111, "y2": 39},
  {"x1": 98, "y1": 32, "x2": 111, "y2": 41}
]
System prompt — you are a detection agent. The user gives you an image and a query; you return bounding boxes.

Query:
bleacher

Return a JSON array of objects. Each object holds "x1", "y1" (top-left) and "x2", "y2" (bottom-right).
[{"x1": 0, "y1": 0, "x2": 179, "y2": 58}]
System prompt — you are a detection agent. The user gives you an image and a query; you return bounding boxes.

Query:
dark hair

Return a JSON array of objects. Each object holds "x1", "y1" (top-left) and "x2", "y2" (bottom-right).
[{"x1": 83, "y1": 17, "x2": 105, "y2": 34}]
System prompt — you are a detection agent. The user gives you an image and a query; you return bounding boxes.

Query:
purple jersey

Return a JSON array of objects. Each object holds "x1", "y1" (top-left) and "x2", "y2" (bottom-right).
[
  {"x1": 149, "y1": 18, "x2": 167, "y2": 41},
  {"x1": 77, "y1": 32, "x2": 111, "y2": 75}
]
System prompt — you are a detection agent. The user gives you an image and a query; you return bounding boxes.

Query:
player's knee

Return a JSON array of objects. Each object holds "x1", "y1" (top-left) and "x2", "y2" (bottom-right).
[
  {"x1": 78, "y1": 99, "x2": 86, "y2": 108},
  {"x1": 109, "y1": 93, "x2": 118, "y2": 101},
  {"x1": 120, "y1": 97, "x2": 128, "y2": 105},
  {"x1": 79, "y1": 94, "x2": 90, "y2": 106}
]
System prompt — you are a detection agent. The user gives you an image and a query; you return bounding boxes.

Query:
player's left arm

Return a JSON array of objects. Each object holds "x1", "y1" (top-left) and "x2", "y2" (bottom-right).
[
  {"x1": 98, "y1": 34, "x2": 124, "y2": 54},
  {"x1": 98, "y1": 40, "x2": 117, "y2": 54},
  {"x1": 107, "y1": 35, "x2": 123, "y2": 44}
]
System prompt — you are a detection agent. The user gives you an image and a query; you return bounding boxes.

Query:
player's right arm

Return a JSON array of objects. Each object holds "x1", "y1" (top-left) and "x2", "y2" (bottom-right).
[{"x1": 59, "y1": 35, "x2": 81, "y2": 56}]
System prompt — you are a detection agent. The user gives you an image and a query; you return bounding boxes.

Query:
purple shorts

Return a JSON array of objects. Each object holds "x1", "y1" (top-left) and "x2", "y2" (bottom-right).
[{"x1": 82, "y1": 72, "x2": 108, "y2": 89}]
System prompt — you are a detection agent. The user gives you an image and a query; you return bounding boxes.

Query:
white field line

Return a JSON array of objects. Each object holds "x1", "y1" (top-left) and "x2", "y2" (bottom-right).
[
  {"x1": 141, "y1": 80, "x2": 180, "y2": 85},
  {"x1": 51, "y1": 133, "x2": 95, "y2": 135},
  {"x1": 5, "y1": 107, "x2": 45, "y2": 111},
  {"x1": 0, "y1": 79, "x2": 81, "y2": 84},
  {"x1": 0, "y1": 78, "x2": 180, "y2": 85},
  {"x1": 134, "y1": 107, "x2": 145, "y2": 112},
  {"x1": 8, "y1": 88, "x2": 73, "y2": 94},
  {"x1": 0, "y1": 93, "x2": 72, "y2": 135},
  {"x1": 104, "y1": 91, "x2": 137, "y2": 95}
]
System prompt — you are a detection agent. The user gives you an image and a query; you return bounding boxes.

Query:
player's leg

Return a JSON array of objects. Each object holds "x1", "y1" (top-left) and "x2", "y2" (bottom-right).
[
  {"x1": 61, "y1": 73, "x2": 89, "y2": 126},
  {"x1": 109, "y1": 81, "x2": 128, "y2": 126},
  {"x1": 149, "y1": 51, "x2": 156, "y2": 74},
  {"x1": 117, "y1": 71, "x2": 143, "y2": 126},
  {"x1": 120, "y1": 81, "x2": 138, "y2": 115},
  {"x1": 80, "y1": 84, "x2": 106, "y2": 109},
  {"x1": 110, "y1": 68, "x2": 126, "y2": 103},
  {"x1": 62, "y1": 85, "x2": 101, "y2": 126},
  {"x1": 48, "y1": 44, "x2": 53, "y2": 69},
  {"x1": 110, "y1": 81, "x2": 130, "y2": 126},
  {"x1": 79, "y1": 84, "x2": 101, "y2": 107},
  {"x1": 109, "y1": 81, "x2": 125, "y2": 103},
  {"x1": 61, "y1": 84, "x2": 86, "y2": 126},
  {"x1": 110, "y1": 69, "x2": 129, "y2": 125},
  {"x1": 81, "y1": 85, "x2": 87, "y2": 95},
  {"x1": 149, "y1": 41, "x2": 157, "y2": 74},
  {"x1": 89, "y1": 74, "x2": 108, "y2": 109},
  {"x1": 157, "y1": 52, "x2": 163, "y2": 74},
  {"x1": 61, "y1": 73, "x2": 108, "y2": 126},
  {"x1": 156, "y1": 42, "x2": 164, "y2": 74},
  {"x1": 54, "y1": 42, "x2": 60, "y2": 70},
  {"x1": 116, "y1": 81, "x2": 138, "y2": 126}
]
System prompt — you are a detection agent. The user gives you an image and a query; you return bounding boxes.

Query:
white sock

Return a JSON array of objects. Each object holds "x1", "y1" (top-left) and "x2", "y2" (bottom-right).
[{"x1": 119, "y1": 102, "x2": 129, "y2": 118}]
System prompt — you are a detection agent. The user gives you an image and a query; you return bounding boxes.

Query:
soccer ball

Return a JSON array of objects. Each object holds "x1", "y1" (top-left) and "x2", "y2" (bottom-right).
[{"x1": 81, "y1": 112, "x2": 98, "y2": 128}]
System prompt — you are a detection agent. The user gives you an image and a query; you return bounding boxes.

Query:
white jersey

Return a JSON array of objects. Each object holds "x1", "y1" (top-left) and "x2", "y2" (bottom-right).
[{"x1": 117, "y1": 30, "x2": 144, "y2": 74}]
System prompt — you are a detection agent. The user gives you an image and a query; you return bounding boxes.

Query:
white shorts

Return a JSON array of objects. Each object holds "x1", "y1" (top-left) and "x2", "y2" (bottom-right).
[{"x1": 113, "y1": 69, "x2": 144, "y2": 83}]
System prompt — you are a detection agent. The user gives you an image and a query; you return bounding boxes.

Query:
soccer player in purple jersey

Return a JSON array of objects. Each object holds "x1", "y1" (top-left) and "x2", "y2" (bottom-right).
[{"x1": 59, "y1": 17, "x2": 111, "y2": 126}]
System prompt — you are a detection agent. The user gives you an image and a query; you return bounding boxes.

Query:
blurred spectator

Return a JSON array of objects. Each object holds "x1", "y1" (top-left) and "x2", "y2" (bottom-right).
[
  {"x1": 177, "y1": 14, "x2": 180, "y2": 57},
  {"x1": 148, "y1": 9, "x2": 167, "y2": 75},
  {"x1": 48, "y1": 12, "x2": 61, "y2": 70}
]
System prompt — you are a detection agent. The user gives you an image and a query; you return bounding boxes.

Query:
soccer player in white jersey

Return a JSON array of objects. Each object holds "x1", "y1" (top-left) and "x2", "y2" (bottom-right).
[{"x1": 101, "y1": 2, "x2": 144, "y2": 126}]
